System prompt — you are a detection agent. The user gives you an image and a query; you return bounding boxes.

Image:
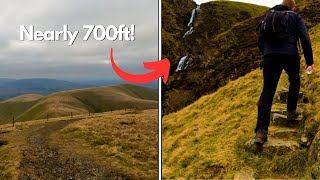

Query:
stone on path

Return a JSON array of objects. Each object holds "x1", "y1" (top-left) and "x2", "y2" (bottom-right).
[
  {"x1": 270, "y1": 127, "x2": 298, "y2": 139},
  {"x1": 300, "y1": 133, "x2": 310, "y2": 147},
  {"x1": 276, "y1": 90, "x2": 307, "y2": 103},
  {"x1": 245, "y1": 138, "x2": 300, "y2": 155},
  {"x1": 271, "y1": 108, "x2": 287, "y2": 115},
  {"x1": 272, "y1": 113, "x2": 303, "y2": 127},
  {"x1": 234, "y1": 167, "x2": 255, "y2": 180}
]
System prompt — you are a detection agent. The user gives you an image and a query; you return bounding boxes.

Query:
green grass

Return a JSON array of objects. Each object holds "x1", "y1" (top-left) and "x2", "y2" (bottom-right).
[
  {"x1": 163, "y1": 70, "x2": 264, "y2": 178},
  {"x1": 59, "y1": 109, "x2": 158, "y2": 179},
  {"x1": 0, "y1": 84, "x2": 157, "y2": 124},
  {"x1": 302, "y1": 24, "x2": 320, "y2": 137},
  {"x1": 0, "y1": 101, "x2": 38, "y2": 124},
  {"x1": 163, "y1": 22, "x2": 320, "y2": 180}
]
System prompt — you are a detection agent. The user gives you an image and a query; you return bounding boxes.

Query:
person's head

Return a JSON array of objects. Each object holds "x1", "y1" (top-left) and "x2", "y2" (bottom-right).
[{"x1": 282, "y1": 0, "x2": 296, "y2": 10}]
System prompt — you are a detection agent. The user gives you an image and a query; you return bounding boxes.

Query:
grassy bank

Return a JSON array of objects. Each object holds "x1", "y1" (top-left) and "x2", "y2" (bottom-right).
[
  {"x1": 163, "y1": 23, "x2": 320, "y2": 179},
  {"x1": 59, "y1": 109, "x2": 158, "y2": 179}
]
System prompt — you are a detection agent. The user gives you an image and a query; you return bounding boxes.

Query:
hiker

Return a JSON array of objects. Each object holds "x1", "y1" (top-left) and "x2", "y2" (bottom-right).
[{"x1": 254, "y1": 0, "x2": 314, "y2": 145}]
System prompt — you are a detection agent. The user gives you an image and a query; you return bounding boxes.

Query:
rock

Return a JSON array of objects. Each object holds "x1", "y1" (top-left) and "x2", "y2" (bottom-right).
[
  {"x1": 270, "y1": 127, "x2": 298, "y2": 139},
  {"x1": 245, "y1": 138, "x2": 300, "y2": 155},
  {"x1": 272, "y1": 113, "x2": 303, "y2": 127},
  {"x1": 271, "y1": 108, "x2": 287, "y2": 115},
  {"x1": 308, "y1": 130, "x2": 320, "y2": 165},
  {"x1": 234, "y1": 168, "x2": 255, "y2": 180},
  {"x1": 276, "y1": 90, "x2": 306, "y2": 103},
  {"x1": 300, "y1": 133, "x2": 310, "y2": 147},
  {"x1": 0, "y1": 140, "x2": 8, "y2": 146}
]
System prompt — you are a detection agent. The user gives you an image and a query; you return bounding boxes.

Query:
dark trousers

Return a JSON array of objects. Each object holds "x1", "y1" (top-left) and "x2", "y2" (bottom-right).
[{"x1": 255, "y1": 54, "x2": 301, "y2": 132}]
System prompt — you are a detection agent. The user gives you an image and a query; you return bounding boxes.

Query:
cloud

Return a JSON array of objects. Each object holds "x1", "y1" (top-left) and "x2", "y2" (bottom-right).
[{"x1": 0, "y1": 0, "x2": 158, "y2": 81}]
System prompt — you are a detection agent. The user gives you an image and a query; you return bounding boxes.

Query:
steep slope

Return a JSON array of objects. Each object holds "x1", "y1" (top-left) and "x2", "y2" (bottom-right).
[
  {"x1": 162, "y1": 0, "x2": 268, "y2": 113},
  {"x1": 0, "y1": 94, "x2": 44, "y2": 124},
  {"x1": 163, "y1": 68, "x2": 263, "y2": 178},
  {"x1": 162, "y1": 21, "x2": 320, "y2": 179},
  {"x1": 296, "y1": 0, "x2": 320, "y2": 27},
  {"x1": 0, "y1": 84, "x2": 157, "y2": 124}
]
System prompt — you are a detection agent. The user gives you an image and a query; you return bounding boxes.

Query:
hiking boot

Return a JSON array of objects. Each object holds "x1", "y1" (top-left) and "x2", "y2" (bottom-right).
[
  {"x1": 254, "y1": 129, "x2": 268, "y2": 145},
  {"x1": 287, "y1": 109, "x2": 301, "y2": 121}
]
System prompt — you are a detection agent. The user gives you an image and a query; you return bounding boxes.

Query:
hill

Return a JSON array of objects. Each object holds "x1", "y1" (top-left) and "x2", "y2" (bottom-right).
[
  {"x1": 3, "y1": 94, "x2": 44, "y2": 103},
  {"x1": 0, "y1": 78, "x2": 91, "y2": 101},
  {"x1": 0, "y1": 84, "x2": 157, "y2": 124},
  {"x1": 0, "y1": 109, "x2": 158, "y2": 179},
  {"x1": 162, "y1": 0, "x2": 268, "y2": 113},
  {"x1": 162, "y1": 17, "x2": 320, "y2": 180}
]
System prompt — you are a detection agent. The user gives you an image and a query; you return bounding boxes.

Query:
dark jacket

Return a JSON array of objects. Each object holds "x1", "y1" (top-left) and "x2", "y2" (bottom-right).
[{"x1": 258, "y1": 5, "x2": 314, "y2": 66}]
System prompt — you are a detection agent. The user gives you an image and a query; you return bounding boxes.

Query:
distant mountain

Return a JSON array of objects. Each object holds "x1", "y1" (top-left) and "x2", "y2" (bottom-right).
[
  {"x1": 72, "y1": 79, "x2": 158, "y2": 89},
  {"x1": 0, "y1": 78, "x2": 16, "y2": 86},
  {"x1": 0, "y1": 84, "x2": 158, "y2": 124},
  {"x1": 0, "y1": 78, "x2": 92, "y2": 101}
]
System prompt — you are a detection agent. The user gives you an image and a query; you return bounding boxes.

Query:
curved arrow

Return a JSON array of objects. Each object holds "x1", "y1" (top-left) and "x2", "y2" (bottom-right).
[{"x1": 110, "y1": 48, "x2": 170, "y2": 84}]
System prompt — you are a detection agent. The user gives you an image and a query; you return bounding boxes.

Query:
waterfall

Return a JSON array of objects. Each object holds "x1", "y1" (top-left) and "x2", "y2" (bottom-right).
[
  {"x1": 183, "y1": 27, "x2": 194, "y2": 38},
  {"x1": 187, "y1": 9, "x2": 196, "y2": 27},
  {"x1": 175, "y1": 56, "x2": 189, "y2": 72},
  {"x1": 183, "y1": 5, "x2": 200, "y2": 39}
]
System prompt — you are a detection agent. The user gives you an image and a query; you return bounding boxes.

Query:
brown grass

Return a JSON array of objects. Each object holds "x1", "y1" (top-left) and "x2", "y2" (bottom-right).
[
  {"x1": 3, "y1": 94, "x2": 44, "y2": 103},
  {"x1": 0, "y1": 109, "x2": 158, "y2": 179},
  {"x1": 55, "y1": 109, "x2": 158, "y2": 179}
]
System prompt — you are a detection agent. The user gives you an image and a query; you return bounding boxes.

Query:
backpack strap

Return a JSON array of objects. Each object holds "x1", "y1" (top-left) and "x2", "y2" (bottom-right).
[{"x1": 297, "y1": 38, "x2": 302, "y2": 54}]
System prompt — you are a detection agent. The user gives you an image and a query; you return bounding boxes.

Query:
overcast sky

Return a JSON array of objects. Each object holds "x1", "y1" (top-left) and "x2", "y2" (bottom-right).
[
  {"x1": 0, "y1": 0, "x2": 283, "y2": 82},
  {"x1": 194, "y1": 0, "x2": 282, "y2": 7},
  {"x1": 0, "y1": 0, "x2": 158, "y2": 81}
]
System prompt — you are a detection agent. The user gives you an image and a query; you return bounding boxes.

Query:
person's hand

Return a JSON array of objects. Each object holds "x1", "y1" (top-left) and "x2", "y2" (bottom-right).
[{"x1": 306, "y1": 64, "x2": 315, "y2": 74}]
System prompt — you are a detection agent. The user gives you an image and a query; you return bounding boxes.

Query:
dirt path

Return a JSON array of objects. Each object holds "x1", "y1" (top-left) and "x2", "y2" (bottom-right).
[{"x1": 18, "y1": 119, "x2": 128, "y2": 180}]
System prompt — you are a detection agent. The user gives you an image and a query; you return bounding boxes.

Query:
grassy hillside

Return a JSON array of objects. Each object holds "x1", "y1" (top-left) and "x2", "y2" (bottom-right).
[
  {"x1": 3, "y1": 94, "x2": 44, "y2": 103},
  {"x1": 162, "y1": 22, "x2": 320, "y2": 179},
  {"x1": 0, "y1": 109, "x2": 158, "y2": 179},
  {"x1": 0, "y1": 84, "x2": 157, "y2": 124},
  {"x1": 0, "y1": 94, "x2": 43, "y2": 124},
  {"x1": 162, "y1": 0, "x2": 268, "y2": 113},
  {"x1": 58, "y1": 109, "x2": 158, "y2": 179},
  {"x1": 297, "y1": 0, "x2": 320, "y2": 27}
]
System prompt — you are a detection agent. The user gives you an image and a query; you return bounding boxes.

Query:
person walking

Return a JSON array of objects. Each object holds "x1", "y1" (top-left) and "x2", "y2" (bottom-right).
[{"x1": 254, "y1": 0, "x2": 314, "y2": 145}]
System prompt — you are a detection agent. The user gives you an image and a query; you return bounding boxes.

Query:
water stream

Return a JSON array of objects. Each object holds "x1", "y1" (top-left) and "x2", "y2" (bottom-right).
[
  {"x1": 183, "y1": 5, "x2": 200, "y2": 39},
  {"x1": 175, "y1": 56, "x2": 189, "y2": 72}
]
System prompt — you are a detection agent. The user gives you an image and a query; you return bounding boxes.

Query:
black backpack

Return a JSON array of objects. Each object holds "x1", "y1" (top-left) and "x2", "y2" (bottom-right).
[{"x1": 258, "y1": 9, "x2": 293, "y2": 43}]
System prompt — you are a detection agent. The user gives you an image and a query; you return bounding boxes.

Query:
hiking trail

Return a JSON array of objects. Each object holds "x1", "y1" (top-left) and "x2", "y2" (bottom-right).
[
  {"x1": 235, "y1": 88, "x2": 310, "y2": 179},
  {"x1": 17, "y1": 118, "x2": 128, "y2": 180}
]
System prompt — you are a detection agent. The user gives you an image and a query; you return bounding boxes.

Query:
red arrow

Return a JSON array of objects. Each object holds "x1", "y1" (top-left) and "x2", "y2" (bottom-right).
[{"x1": 109, "y1": 48, "x2": 170, "y2": 84}]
